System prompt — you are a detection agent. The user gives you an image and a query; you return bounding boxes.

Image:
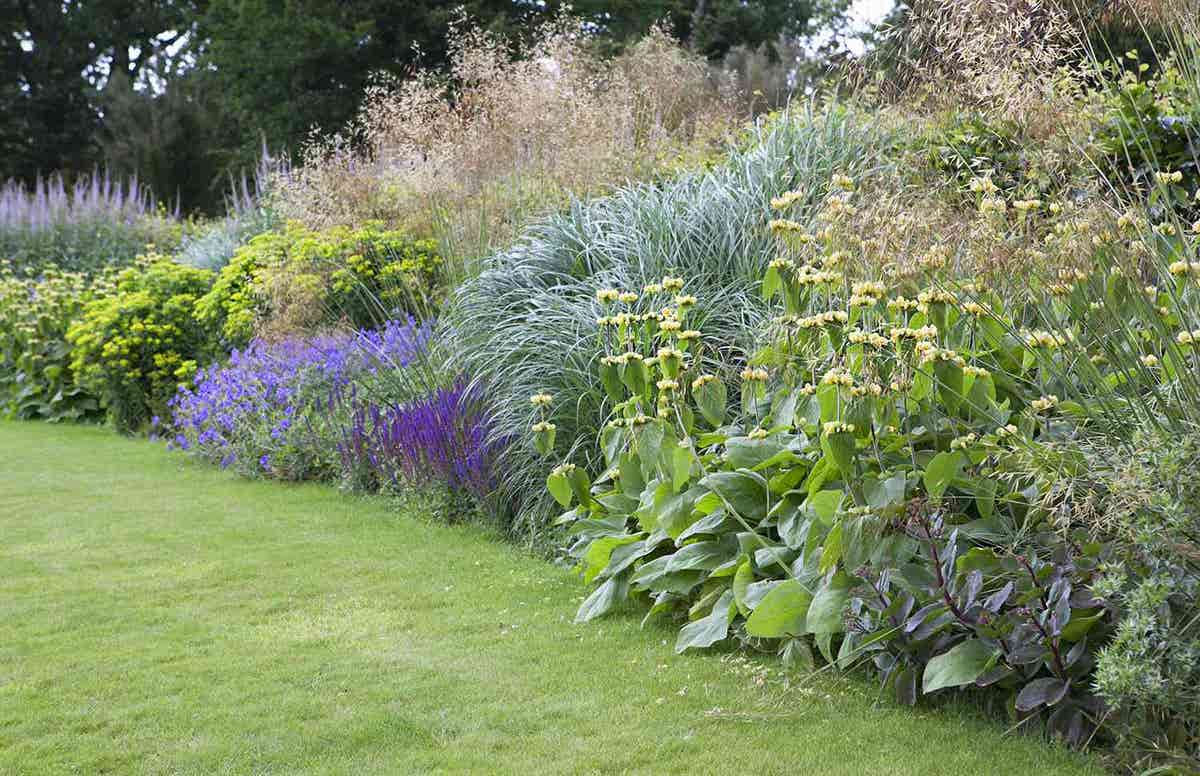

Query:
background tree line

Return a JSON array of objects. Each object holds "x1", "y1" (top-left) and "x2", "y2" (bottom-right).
[{"x1": 2, "y1": 0, "x2": 850, "y2": 214}]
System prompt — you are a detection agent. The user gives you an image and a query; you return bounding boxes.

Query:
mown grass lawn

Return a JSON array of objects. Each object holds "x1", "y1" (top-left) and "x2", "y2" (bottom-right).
[{"x1": 0, "y1": 422, "x2": 1103, "y2": 775}]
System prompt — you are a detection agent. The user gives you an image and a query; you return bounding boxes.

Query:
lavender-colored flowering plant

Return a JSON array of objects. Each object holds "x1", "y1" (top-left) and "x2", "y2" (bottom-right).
[{"x1": 170, "y1": 317, "x2": 433, "y2": 480}]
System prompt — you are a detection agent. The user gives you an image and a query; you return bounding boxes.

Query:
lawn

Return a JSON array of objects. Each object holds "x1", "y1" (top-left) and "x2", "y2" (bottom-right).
[{"x1": 0, "y1": 421, "x2": 1103, "y2": 775}]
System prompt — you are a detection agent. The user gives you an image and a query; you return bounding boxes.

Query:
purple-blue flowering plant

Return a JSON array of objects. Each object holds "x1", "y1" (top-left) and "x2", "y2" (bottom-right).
[
  {"x1": 336, "y1": 378, "x2": 501, "y2": 503},
  {"x1": 170, "y1": 317, "x2": 433, "y2": 480}
]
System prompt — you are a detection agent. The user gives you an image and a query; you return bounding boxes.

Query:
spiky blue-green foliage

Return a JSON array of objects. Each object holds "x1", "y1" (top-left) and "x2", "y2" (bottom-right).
[{"x1": 450, "y1": 102, "x2": 895, "y2": 539}]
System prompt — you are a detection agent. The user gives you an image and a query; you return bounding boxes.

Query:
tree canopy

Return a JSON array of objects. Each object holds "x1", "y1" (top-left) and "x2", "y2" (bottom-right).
[{"x1": 2, "y1": 0, "x2": 841, "y2": 212}]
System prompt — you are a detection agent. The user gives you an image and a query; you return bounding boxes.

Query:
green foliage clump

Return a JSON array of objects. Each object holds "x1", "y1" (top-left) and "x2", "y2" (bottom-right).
[
  {"x1": 451, "y1": 104, "x2": 891, "y2": 538},
  {"x1": 67, "y1": 253, "x2": 215, "y2": 432},
  {"x1": 1092, "y1": 52, "x2": 1200, "y2": 213},
  {"x1": 1082, "y1": 431, "x2": 1200, "y2": 767},
  {"x1": 524, "y1": 160, "x2": 1200, "y2": 762},
  {"x1": 0, "y1": 262, "x2": 113, "y2": 421},
  {"x1": 196, "y1": 220, "x2": 442, "y2": 346}
]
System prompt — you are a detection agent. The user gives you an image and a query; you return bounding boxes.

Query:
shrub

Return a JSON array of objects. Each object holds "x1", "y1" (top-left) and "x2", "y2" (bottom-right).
[
  {"x1": 525, "y1": 159, "x2": 1200, "y2": 761},
  {"x1": 0, "y1": 173, "x2": 183, "y2": 274},
  {"x1": 534, "y1": 251, "x2": 1116, "y2": 747},
  {"x1": 67, "y1": 253, "x2": 216, "y2": 432},
  {"x1": 195, "y1": 220, "x2": 443, "y2": 346},
  {"x1": 0, "y1": 262, "x2": 113, "y2": 421},
  {"x1": 1091, "y1": 50, "x2": 1200, "y2": 217},
  {"x1": 451, "y1": 103, "x2": 894, "y2": 537},
  {"x1": 1068, "y1": 429, "x2": 1200, "y2": 767},
  {"x1": 170, "y1": 318, "x2": 433, "y2": 480}
]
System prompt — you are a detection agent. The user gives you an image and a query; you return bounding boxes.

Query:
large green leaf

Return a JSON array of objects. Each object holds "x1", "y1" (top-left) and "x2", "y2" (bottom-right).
[
  {"x1": 923, "y1": 451, "x2": 965, "y2": 501},
  {"x1": 575, "y1": 574, "x2": 629, "y2": 623},
  {"x1": 665, "y1": 537, "x2": 737, "y2": 572},
  {"x1": 922, "y1": 638, "x2": 998, "y2": 694},
  {"x1": 675, "y1": 590, "x2": 735, "y2": 652},
  {"x1": 744, "y1": 579, "x2": 812, "y2": 638},
  {"x1": 694, "y1": 377, "x2": 727, "y2": 427},
  {"x1": 548, "y1": 470, "x2": 572, "y2": 507},
  {"x1": 700, "y1": 470, "x2": 768, "y2": 522},
  {"x1": 807, "y1": 572, "x2": 852, "y2": 634},
  {"x1": 582, "y1": 535, "x2": 642, "y2": 584}
]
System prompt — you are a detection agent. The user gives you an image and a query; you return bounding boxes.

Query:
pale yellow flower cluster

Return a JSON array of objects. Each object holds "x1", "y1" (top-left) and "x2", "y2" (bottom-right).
[
  {"x1": 820, "y1": 367, "x2": 854, "y2": 387},
  {"x1": 770, "y1": 190, "x2": 805, "y2": 210},
  {"x1": 1031, "y1": 395, "x2": 1059, "y2": 413},
  {"x1": 848, "y1": 329, "x2": 889, "y2": 349}
]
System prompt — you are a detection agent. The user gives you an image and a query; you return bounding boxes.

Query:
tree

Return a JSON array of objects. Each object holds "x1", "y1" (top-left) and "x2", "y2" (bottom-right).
[
  {"x1": 545, "y1": 0, "x2": 839, "y2": 60},
  {"x1": 1, "y1": 0, "x2": 204, "y2": 183},
  {"x1": 196, "y1": 0, "x2": 543, "y2": 175}
]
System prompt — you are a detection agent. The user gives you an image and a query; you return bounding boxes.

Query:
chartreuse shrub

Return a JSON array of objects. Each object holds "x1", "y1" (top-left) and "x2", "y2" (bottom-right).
[
  {"x1": 195, "y1": 220, "x2": 443, "y2": 347},
  {"x1": 0, "y1": 262, "x2": 114, "y2": 421},
  {"x1": 526, "y1": 167, "x2": 1200, "y2": 762},
  {"x1": 67, "y1": 253, "x2": 216, "y2": 432}
]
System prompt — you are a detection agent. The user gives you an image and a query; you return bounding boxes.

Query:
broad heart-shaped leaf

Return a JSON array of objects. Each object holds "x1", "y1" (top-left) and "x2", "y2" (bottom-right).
[
  {"x1": 1015, "y1": 677, "x2": 1070, "y2": 712},
  {"x1": 732, "y1": 558, "x2": 754, "y2": 616},
  {"x1": 548, "y1": 470, "x2": 572, "y2": 507},
  {"x1": 923, "y1": 451, "x2": 965, "y2": 501},
  {"x1": 864, "y1": 472, "x2": 906, "y2": 509},
  {"x1": 807, "y1": 571, "x2": 852, "y2": 634},
  {"x1": 567, "y1": 466, "x2": 592, "y2": 508},
  {"x1": 694, "y1": 377, "x2": 728, "y2": 427},
  {"x1": 675, "y1": 589, "x2": 735, "y2": 653},
  {"x1": 761, "y1": 263, "x2": 781, "y2": 301},
  {"x1": 818, "y1": 521, "x2": 843, "y2": 574},
  {"x1": 806, "y1": 489, "x2": 843, "y2": 525},
  {"x1": 533, "y1": 424, "x2": 556, "y2": 457},
  {"x1": 599, "y1": 358, "x2": 624, "y2": 402},
  {"x1": 619, "y1": 452, "x2": 645, "y2": 497},
  {"x1": 934, "y1": 359, "x2": 964, "y2": 414},
  {"x1": 634, "y1": 421, "x2": 666, "y2": 480},
  {"x1": 821, "y1": 430, "x2": 856, "y2": 482},
  {"x1": 575, "y1": 574, "x2": 629, "y2": 622},
  {"x1": 665, "y1": 537, "x2": 738, "y2": 572},
  {"x1": 726, "y1": 437, "x2": 786, "y2": 470},
  {"x1": 745, "y1": 579, "x2": 812, "y2": 638},
  {"x1": 671, "y1": 445, "x2": 693, "y2": 492},
  {"x1": 601, "y1": 424, "x2": 625, "y2": 468},
  {"x1": 700, "y1": 470, "x2": 768, "y2": 522},
  {"x1": 922, "y1": 638, "x2": 998, "y2": 694},
  {"x1": 582, "y1": 534, "x2": 642, "y2": 584}
]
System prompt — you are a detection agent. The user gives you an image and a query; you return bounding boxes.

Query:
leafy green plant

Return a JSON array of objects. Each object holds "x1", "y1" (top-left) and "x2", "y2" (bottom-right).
[
  {"x1": 1091, "y1": 50, "x2": 1200, "y2": 218},
  {"x1": 67, "y1": 252, "x2": 216, "y2": 432},
  {"x1": 196, "y1": 220, "x2": 442, "y2": 346},
  {"x1": 0, "y1": 261, "x2": 113, "y2": 421},
  {"x1": 452, "y1": 102, "x2": 893, "y2": 539},
  {"x1": 0, "y1": 174, "x2": 184, "y2": 274},
  {"x1": 523, "y1": 165, "x2": 1200, "y2": 756}
]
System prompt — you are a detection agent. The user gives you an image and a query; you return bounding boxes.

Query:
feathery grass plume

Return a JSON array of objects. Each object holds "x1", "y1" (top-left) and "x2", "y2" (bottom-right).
[
  {"x1": 270, "y1": 14, "x2": 738, "y2": 278},
  {"x1": 449, "y1": 101, "x2": 891, "y2": 539}
]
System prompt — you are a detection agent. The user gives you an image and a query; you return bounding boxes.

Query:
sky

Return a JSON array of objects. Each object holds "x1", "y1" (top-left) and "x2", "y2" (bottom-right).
[{"x1": 846, "y1": 0, "x2": 896, "y2": 54}]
